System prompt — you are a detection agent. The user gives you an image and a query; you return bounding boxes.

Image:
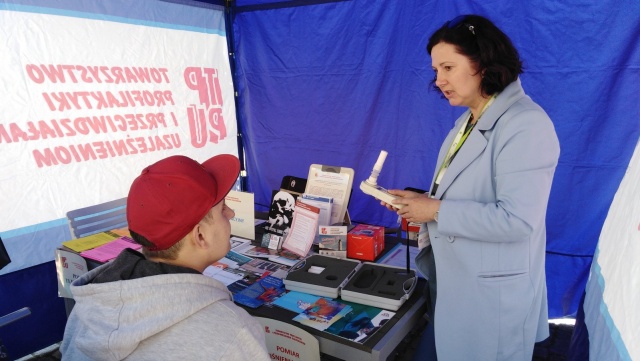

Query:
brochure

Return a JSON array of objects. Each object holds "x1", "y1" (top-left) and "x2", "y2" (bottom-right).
[
  {"x1": 226, "y1": 190, "x2": 256, "y2": 241},
  {"x1": 324, "y1": 301, "x2": 396, "y2": 343},
  {"x1": 272, "y1": 290, "x2": 322, "y2": 313},
  {"x1": 236, "y1": 244, "x2": 279, "y2": 259},
  {"x1": 230, "y1": 236, "x2": 252, "y2": 250},
  {"x1": 300, "y1": 193, "x2": 333, "y2": 229},
  {"x1": 221, "y1": 250, "x2": 253, "y2": 268},
  {"x1": 281, "y1": 200, "x2": 320, "y2": 257},
  {"x1": 264, "y1": 190, "x2": 297, "y2": 237},
  {"x1": 235, "y1": 240, "x2": 308, "y2": 266},
  {"x1": 241, "y1": 258, "x2": 290, "y2": 275},
  {"x1": 202, "y1": 265, "x2": 244, "y2": 286},
  {"x1": 293, "y1": 297, "x2": 351, "y2": 331},
  {"x1": 233, "y1": 275, "x2": 287, "y2": 308},
  {"x1": 305, "y1": 164, "x2": 354, "y2": 225}
]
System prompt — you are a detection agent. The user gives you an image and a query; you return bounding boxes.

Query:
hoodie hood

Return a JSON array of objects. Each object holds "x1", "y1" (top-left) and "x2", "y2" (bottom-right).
[{"x1": 62, "y1": 251, "x2": 232, "y2": 360}]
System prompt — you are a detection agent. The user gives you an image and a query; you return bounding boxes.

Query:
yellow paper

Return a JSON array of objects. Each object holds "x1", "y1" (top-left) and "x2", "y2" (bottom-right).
[{"x1": 62, "y1": 231, "x2": 120, "y2": 252}]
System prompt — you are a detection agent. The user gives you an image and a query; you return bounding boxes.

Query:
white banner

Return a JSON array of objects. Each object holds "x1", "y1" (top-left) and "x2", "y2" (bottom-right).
[
  {"x1": 0, "y1": 6, "x2": 237, "y2": 232},
  {"x1": 0, "y1": 2, "x2": 237, "y2": 273}
]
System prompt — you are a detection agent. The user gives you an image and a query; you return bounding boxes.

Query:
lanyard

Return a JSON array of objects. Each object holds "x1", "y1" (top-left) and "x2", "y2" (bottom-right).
[{"x1": 431, "y1": 95, "x2": 497, "y2": 196}]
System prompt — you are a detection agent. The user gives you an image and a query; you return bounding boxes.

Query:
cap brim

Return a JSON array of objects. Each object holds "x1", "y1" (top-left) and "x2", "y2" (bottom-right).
[{"x1": 202, "y1": 154, "x2": 241, "y2": 206}]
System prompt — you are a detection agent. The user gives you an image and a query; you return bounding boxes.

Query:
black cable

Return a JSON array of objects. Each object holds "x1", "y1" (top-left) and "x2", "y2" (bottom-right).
[{"x1": 405, "y1": 221, "x2": 410, "y2": 275}]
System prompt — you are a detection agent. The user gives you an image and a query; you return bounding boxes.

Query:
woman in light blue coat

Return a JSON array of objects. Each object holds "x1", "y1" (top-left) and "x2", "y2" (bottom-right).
[{"x1": 384, "y1": 15, "x2": 560, "y2": 360}]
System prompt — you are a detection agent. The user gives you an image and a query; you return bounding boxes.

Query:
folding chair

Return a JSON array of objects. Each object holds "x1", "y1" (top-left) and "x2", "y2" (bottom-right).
[
  {"x1": 66, "y1": 197, "x2": 128, "y2": 238},
  {"x1": 0, "y1": 238, "x2": 32, "y2": 358},
  {"x1": 0, "y1": 307, "x2": 31, "y2": 329}
]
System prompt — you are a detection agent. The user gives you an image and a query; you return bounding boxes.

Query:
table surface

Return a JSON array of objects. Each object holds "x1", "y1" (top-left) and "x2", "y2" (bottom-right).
[
  {"x1": 243, "y1": 226, "x2": 427, "y2": 361},
  {"x1": 63, "y1": 223, "x2": 427, "y2": 361}
]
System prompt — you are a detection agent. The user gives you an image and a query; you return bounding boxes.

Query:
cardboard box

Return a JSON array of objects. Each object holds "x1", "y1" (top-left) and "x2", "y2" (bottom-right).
[
  {"x1": 401, "y1": 218, "x2": 420, "y2": 241},
  {"x1": 319, "y1": 249, "x2": 347, "y2": 259},
  {"x1": 318, "y1": 226, "x2": 347, "y2": 251},
  {"x1": 347, "y1": 224, "x2": 385, "y2": 261}
]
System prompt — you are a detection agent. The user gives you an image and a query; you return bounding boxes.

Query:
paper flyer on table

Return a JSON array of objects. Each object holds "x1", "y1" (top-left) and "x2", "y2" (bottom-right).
[
  {"x1": 272, "y1": 291, "x2": 322, "y2": 313},
  {"x1": 293, "y1": 297, "x2": 351, "y2": 331},
  {"x1": 233, "y1": 275, "x2": 286, "y2": 308},
  {"x1": 203, "y1": 265, "x2": 244, "y2": 285},
  {"x1": 80, "y1": 236, "x2": 141, "y2": 262},
  {"x1": 61, "y1": 231, "x2": 120, "y2": 252},
  {"x1": 324, "y1": 300, "x2": 396, "y2": 343}
]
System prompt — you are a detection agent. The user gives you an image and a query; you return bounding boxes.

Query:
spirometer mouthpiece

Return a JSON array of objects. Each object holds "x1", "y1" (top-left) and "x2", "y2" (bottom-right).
[{"x1": 366, "y1": 150, "x2": 388, "y2": 185}]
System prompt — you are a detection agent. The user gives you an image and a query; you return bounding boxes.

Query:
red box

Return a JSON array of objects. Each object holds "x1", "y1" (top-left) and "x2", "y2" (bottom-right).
[
  {"x1": 401, "y1": 218, "x2": 421, "y2": 240},
  {"x1": 347, "y1": 224, "x2": 385, "y2": 261}
]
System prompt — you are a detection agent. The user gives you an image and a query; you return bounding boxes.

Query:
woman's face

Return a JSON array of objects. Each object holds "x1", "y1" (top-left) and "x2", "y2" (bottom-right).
[{"x1": 431, "y1": 42, "x2": 484, "y2": 110}]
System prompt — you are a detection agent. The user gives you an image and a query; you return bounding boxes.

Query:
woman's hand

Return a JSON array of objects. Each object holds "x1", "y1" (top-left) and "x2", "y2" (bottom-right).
[{"x1": 381, "y1": 189, "x2": 441, "y2": 223}]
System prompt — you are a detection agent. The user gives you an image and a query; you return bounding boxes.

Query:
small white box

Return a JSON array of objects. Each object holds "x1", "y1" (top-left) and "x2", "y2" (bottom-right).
[{"x1": 318, "y1": 225, "x2": 347, "y2": 250}]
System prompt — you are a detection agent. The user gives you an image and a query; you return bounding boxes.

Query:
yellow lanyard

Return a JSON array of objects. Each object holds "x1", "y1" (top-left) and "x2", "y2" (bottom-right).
[{"x1": 432, "y1": 95, "x2": 497, "y2": 194}]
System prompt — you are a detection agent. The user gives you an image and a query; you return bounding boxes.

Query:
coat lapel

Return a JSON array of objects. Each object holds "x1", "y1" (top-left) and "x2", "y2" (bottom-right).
[
  {"x1": 432, "y1": 79, "x2": 526, "y2": 199},
  {"x1": 434, "y1": 123, "x2": 488, "y2": 199}
]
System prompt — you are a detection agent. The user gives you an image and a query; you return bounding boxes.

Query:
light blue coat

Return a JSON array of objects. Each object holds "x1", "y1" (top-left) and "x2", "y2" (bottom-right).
[{"x1": 416, "y1": 79, "x2": 560, "y2": 360}]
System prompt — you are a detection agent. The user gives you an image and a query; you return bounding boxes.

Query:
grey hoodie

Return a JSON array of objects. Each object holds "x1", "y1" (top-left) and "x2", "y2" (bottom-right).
[{"x1": 60, "y1": 249, "x2": 269, "y2": 360}]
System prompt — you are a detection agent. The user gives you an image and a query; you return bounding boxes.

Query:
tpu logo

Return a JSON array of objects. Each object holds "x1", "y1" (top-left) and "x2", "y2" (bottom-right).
[{"x1": 184, "y1": 67, "x2": 227, "y2": 148}]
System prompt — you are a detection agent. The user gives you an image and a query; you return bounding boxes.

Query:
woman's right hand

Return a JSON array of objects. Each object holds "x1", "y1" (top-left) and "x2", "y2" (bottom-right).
[
  {"x1": 380, "y1": 189, "x2": 423, "y2": 210},
  {"x1": 382, "y1": 189, "x2": 440, "y2": 223}
]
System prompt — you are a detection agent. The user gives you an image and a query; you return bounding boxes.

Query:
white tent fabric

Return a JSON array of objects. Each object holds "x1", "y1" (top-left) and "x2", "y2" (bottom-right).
[{"x1": 583, "y1": 139, "x2": 640, "y2": 360}]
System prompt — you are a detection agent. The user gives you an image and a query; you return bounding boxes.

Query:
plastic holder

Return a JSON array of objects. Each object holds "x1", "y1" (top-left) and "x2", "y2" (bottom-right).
[
  {"x1": 283, "y1": 254, "x2": 361, "y2": 298},
  {"x1": 340, "y1": 263, "x2": 417, "y2": 311}
]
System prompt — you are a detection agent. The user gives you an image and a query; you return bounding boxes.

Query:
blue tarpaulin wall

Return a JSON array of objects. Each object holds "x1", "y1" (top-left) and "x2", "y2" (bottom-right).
[{"x1": 230, "y1": 0, "x2": 640, "y2": 320}]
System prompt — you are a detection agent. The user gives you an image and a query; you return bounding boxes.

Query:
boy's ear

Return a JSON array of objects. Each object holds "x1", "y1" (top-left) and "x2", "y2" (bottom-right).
[{"x1": 189, "y1": 223, "x2": 208, "y2": 249}]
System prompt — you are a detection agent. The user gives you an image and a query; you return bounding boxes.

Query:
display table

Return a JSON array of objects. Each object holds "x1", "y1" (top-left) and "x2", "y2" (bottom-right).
[
  {"x1": 61, "y1": 225, "x2": 426, "y2": 361},
  {"x1": 242, "y1": 277, "x2": 426, "y2": 361},
  {"x1": 242, "y1": 227, "x2": 427, "y2": 361}
]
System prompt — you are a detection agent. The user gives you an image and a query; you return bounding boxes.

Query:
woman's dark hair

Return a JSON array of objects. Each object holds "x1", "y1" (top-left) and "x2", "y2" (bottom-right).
[{"x1": 427, "y1": 14, "x2": 523, "y2": 96}]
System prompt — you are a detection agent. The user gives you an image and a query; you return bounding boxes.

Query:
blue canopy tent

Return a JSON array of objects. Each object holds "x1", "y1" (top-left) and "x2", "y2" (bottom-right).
[
  {"x1": 1, "y1": 0, "x2": 638, "y2": 358},
  {"x1": 229, "y1": 0, "x2": 640, "y2": 320}
]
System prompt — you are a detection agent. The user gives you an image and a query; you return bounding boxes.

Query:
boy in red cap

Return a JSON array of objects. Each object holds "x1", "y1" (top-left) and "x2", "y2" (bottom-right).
[{"x1": 61, "y1": 155, "x2": 269, "y2": 360}]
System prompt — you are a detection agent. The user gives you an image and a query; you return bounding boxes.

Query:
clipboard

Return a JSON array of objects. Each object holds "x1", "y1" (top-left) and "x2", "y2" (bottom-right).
[{"x1": 304, "y1": 164, "x2": 354, "y2": 226}]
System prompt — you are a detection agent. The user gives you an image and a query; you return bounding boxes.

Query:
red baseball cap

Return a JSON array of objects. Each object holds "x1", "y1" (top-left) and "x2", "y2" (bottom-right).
[{"x1": 127, "y1": 154, "x2": 240, "y2": 251}]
